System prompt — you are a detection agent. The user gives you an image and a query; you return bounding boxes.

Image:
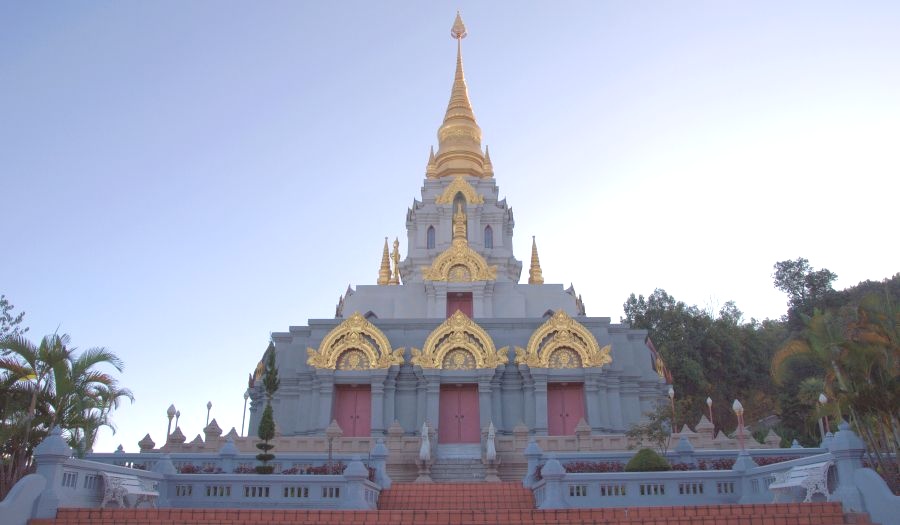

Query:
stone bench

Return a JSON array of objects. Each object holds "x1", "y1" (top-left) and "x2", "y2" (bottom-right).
[
  {"x1": 769, "y1": 461, "x2": 832, "y2": 502},
  {"x1": 100, "y1": 471, "x2": 158, "y2": 508}
]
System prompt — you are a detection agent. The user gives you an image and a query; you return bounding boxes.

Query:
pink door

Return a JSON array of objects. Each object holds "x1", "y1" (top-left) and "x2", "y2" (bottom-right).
[
  {"x1": 446, "y1": 292, "x2": 473, "y2": 318},
  {"x1": 333, "y1": 385, "x2": 371, "y2": 437},
  {"x1": 547, "y1": 383, "x2": 586, "y2": 435},
  {"x1": 438, "y1": 384, "x2": 481, "y2": 443}
]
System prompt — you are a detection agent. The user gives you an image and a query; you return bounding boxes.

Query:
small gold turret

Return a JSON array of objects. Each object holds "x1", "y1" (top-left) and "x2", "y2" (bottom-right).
[
  {"x1": 377, "y1": 237, "x2": 391, "y2": 285},
  {"x1": 426, "y1": 146, "x2": 437, "y2": 178},
  {"x1": 434, "y1": 11, "x2": 485, "y2": 179},
  {"x1": 453, "y1": 202, "x2": 468, "y2": 241},
  {"x1": 390, "y1": 237, "x2": 401, "y2": 285},
  {"x1": 483, "y1": 145, "x2": 494, "y2": 178},
  {"x1": 528, "y1": 236, "x2": 544, "y2": 285}
]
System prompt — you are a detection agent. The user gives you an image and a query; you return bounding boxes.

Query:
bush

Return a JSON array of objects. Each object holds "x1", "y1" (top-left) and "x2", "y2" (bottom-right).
[{"x1": 625, "y1": 448, "x2": 671, "y2": 472}]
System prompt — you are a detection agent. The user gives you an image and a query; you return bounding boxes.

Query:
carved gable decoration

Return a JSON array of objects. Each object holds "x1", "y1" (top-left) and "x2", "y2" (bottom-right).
[
  {"x1": 307, "y1": 312, "x2": 404, "y2": 370},
  {"x1": 434, "y1": 176, "x2": 484, "y2": 205},
  {"x1": 516, "y1": 310, "x2": 612, "y2": 369},
  {"x1": 422, "y1": 240, "x2": 497, "y2": 282},
  {"x1": 411, "y1": 310, "x2": 508, "y2": 369}
]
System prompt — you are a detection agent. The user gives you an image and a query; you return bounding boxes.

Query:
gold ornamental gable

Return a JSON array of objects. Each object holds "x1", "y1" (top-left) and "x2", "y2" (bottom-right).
[
  {"x1": 307, "y1": 312, "x2": 404, "y2": 370},
  {"x1": 515, "y1": 310, "x2": 612, "y2": 369},
  {"x1": 434, "y1": 176, "x2": 484, "y2": 205},
  {"x1": 421, "y1": 239, "x2": 497, "y2": 282},
  {"x1": 411, "y1": 310, "x2": 508, "y2": 369}
]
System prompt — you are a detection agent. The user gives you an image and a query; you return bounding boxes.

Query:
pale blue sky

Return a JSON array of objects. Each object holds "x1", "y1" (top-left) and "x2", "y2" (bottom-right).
[{"x1": 2, "y1": 2, "x2": 898, "y2": 452}]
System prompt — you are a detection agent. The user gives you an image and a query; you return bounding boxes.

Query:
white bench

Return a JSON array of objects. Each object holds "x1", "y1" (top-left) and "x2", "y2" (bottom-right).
[
  {"x1": 100, "y1": 471, "x2": 159, "y2": 508},
  {"x1": 769, "y1": 461, "x2": 832, "y2": 502}
]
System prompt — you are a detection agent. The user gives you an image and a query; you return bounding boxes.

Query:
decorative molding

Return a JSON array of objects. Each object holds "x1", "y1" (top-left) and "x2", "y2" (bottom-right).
[
  {"x1": 516, "y1": 310, "x2": 612, "y2": 369},
  {"x1": 307, "y1": 312, "x2": 404, "y2": 370},
  {"x1": 411, "y1": 310, "x2": 507, "y2": 369},
  {"x1": 421, "y1": 239, "x2": 497, "y2": 282},
  {"x1": 435, "y1": 175, "x2": 484, "y2": 205}
]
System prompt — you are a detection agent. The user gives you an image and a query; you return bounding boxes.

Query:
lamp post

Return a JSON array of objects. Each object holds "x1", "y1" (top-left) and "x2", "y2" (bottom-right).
[
  {"x1": 175, "y1": 410, "x2": 181, "y2": 429},
  {"x1": 732, "y1": 399, "x2": 745, "y2": 451},
  {"x1": 206, "y1": 401, "x2": 212, "y2": 427},
  {"x1": 818, "y1": 393, "x2": 830, "y2": 435},
  {"x1": 668, "y1": 386, "x2": 676, "y2": 434},
  {"x1": 166, "y1": 404, "x2": 176, "y2": 438},
  {"x1": 241, "y1": 390, "x2": 250, "y2": 437},
  {"x1": 706, "y1": 397, "x2": 714, "y2": 438}
]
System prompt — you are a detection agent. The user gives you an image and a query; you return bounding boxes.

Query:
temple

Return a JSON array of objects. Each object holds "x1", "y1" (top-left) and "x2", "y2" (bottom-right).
[{"x1": 243, "y1": 13, "x2": 669, "y2": 475}]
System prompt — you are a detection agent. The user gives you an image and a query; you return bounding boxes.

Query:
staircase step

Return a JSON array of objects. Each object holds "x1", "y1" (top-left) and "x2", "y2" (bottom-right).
[
  {"x1": 32, "y1": 501, "x2": 863, "y2": 525},
  {"x1": 379, "y1": 482, "x2": 533, "y2": 510}
]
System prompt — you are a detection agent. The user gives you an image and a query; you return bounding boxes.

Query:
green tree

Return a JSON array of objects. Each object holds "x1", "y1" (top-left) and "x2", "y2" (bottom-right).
[
  {"x1": 255, "y1": 341, "x2": 280, "y2": 474},
  {"x1": 626, "y1": 404, "x2": 674, "y2": 456},
  {"x1": 0, "y1": 333, "x2": 130, "y2": 497},
  {"x1": 0, "y1": 295, "x2": 28, "y2": 347},
  {"x1": 773, "y1": 258, "x2": 837, "y2": 330}
]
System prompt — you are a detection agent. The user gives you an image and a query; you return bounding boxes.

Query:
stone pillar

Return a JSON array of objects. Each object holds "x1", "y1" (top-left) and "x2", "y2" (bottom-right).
[
  {"x1": 827, "y1": 421, "x2": 865, "y2": 513},
  {"x1": 384, "y1": 375, "x2": 397, "y2": 430},
  {"x1": 343, "y1": 456, "x2": 372, "y2": 509},
  {"x1": 533, "y1": 375, "x2": 549, "y2": 436},
  {"x1": 316, "y1": 370, "x2": 335, "y2": 432},
  {"x1": 477, "y1": 376, "x2": 493, "y2": 431},
  {"x1": 152, "y1": 454, "x2": 176, "y2": 507},
  {"x1": 219, "y1": 439, "x2": 238, "y2": 474},
  {"x1": 584, "y1": 374, "x2": 601, "y2": 433},
  {"x1": 371, "y1": 381, "x2": 386, "y2": 436},
  {"x1": 605, "y1": 374, "x2": 623, "y2": 431},
  {"x1": 33, "y1": 427, "x2": 71, "y2": 519},
  {"x1": 520, "y1": 368, "x2": 536, "y2": 430},
  {"x1": 424, "y1": 370, "x2": 441, "y2": 434},
  {"x1": 472, "y1": 287, "x2": 485, "y2": 318}
]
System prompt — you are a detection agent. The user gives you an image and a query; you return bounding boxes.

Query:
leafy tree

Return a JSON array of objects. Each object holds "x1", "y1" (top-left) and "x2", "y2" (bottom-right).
[
  {"x1": 0, "y1": 333, "x2": 130, "y2": 498},
  {"x1": 0, "y1": 295, "x2": 28, "y2": 344},
  {"x1": 773, "y1": 258, "x2": 837, "y2": 330},
  {"x1": 626, "y1": 404, "x2": 673, "y2": 456},
  {"x1": 255, "y1": 341, "x2": 279, "y2": 474},
  {"x1": 625, "y1": 448, "x2": 671, "y2": 472}
]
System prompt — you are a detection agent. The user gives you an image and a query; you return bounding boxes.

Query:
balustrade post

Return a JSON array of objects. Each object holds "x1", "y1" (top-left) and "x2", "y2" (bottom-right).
[
  {"x1": 523, "y1": 439, "x2": 543, "y2": 488},
  {"x1": 370, "y1": 438, "x2": 391, "y2": 489},
  {"x1": 537, "y1": 455, "x2": 566, "y2": 509},
  {"x1": 343, "y1": 456, "x2": 371, "y2": 509},
  {"x1": 33, "y1": 427, "x2": 72, "y2": 519},
  {"x1": 827, "y1": 420, "x2": 865, "y2": 513}
]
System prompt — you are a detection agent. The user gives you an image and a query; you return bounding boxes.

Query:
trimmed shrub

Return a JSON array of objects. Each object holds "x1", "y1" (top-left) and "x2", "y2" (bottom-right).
[{"x1": 624, "y1": 448, "x2": 671, "y2": 472}]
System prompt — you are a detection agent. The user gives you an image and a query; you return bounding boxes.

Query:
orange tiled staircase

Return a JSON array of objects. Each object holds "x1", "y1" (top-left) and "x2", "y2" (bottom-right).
[{"x1": 30, "y1": 482, "x2": 874, "y2": 525}]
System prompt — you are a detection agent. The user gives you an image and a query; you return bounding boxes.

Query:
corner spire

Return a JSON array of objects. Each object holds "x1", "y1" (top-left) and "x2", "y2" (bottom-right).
[
  {"x1": 434, "y1": 11, "x2": 485, "y2": 178},
  {"x1": 377, "y1": 237, "x2": 391, "y2": 285},
  {"x1": 528, "y1": 236, "x2": 544, "y2": 285}
]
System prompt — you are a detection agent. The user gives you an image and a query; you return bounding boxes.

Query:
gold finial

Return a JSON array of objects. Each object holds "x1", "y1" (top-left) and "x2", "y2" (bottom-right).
[
  {"x1": 528, "y1": 236, "x2": 544, "y2": 285},
  {"x1": 452, "y1": 202, "x2": 468, "y2": 241},
  {"x1": 426, "y1": 146, "x2": 437, "y2": 178},
  {"x1": 483, "y1": 145, "x2": 494, "y2": 177},
  {"x1": 390, "y1": 237, "x2": 401, "y2": 285},
  {"x1": 377, "y1": 237, "x2": 391, "y2": 285},
  {"x1": 451, "y1": 11, "x2": 467, "y2": 40},
  {"x1": 435, "y1": 11, "x2": 484, "y2": 179}
]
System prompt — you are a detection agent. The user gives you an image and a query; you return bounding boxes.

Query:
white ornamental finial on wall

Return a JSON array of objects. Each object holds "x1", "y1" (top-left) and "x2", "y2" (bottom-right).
[
  {"x1": 486, "y1": 421, "x2": 497, "y2": 461},
  {"x1": 419, "y1": 422, "x2": 431, "y2": 462}
]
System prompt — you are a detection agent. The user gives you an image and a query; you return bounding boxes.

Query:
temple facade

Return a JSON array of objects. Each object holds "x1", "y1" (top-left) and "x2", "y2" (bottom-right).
[{"x1": 247, "y1": 14, "x2": 668, "y2": 454}]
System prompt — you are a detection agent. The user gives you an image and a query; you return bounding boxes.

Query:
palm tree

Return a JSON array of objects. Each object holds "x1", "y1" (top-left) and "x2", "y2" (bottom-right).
[{"x1": 0, "y1": 333, "x2": 132, "y2": 497}]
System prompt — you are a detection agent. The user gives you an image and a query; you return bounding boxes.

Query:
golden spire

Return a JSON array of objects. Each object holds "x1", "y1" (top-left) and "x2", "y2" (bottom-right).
[
  {"x1": 452, "y1": 202, "x2": 468, "y2": 241},
  {"x1": 426, "y1": 146, "x2": 437, "y2": 178},
  {"x1": 483, "y1": 145, "x2": 494, "y2": 177},
  {"x1": 377, "y1": 237, "x2": 391, "y2": 285},
  {"x1": 389, "y1": 237, "x2": 401, "y2": 285},
  {"x1": 528, "y1": 236, "x2": 544, "y2": 285},
  {"x1": 434, "y1": 11, "x2": 485, "y2": 178}
]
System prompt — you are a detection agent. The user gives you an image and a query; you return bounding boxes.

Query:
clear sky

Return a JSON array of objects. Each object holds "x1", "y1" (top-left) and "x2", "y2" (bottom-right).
[{"x1": 2, "y1": 2, "x2": 898, "y2": 452}]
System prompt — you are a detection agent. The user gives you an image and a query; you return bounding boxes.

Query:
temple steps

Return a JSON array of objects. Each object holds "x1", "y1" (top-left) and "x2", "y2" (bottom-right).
[
  {"x1": 31, "y1": 501, "x2": 873, "y2": 525},
  {"x1": 378, "y1": 481, "x2": 534, "y2": 510}
]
